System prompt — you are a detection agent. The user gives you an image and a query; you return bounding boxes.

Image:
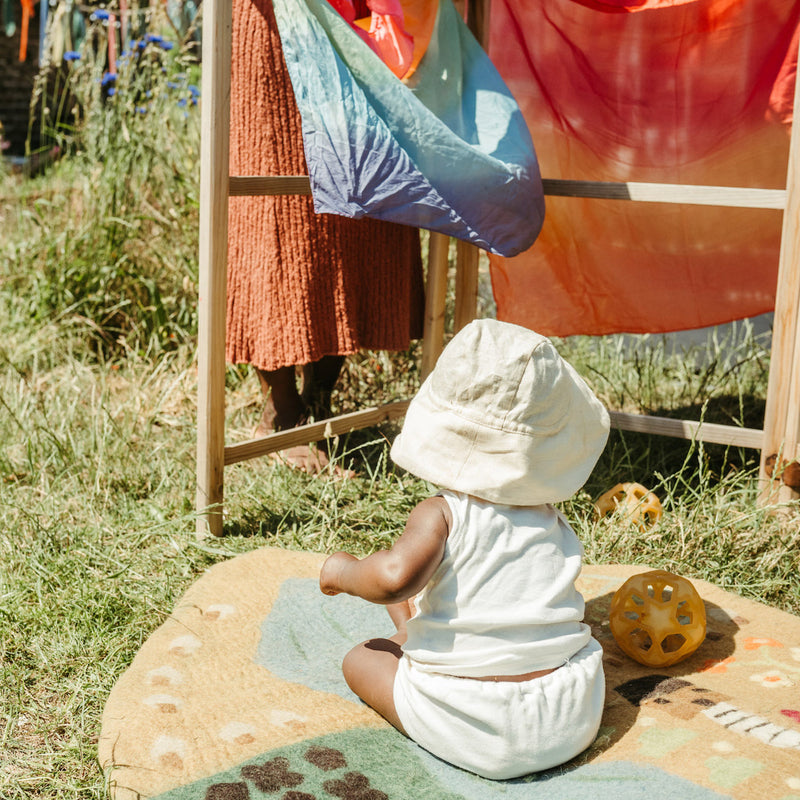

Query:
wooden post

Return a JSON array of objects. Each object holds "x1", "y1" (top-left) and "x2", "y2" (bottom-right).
[
  {"x1": 452, "y1": 0, "x2": 492, "y2": 333},
  {"x1": 467, "y1": 0, "x2": 491, "y2": 48},
  {"x1": 196, "y1": 0, "x2": 232, "y2": 537},
  {"x1": 759, "y1": 56, "x2": 800, "y2": 507},
  {"x1": 421, "y1": 232, "x2": 451, "y2": 379},
  {"x1": 454, "y1": 239, "x2": 479, "y2": 332}
]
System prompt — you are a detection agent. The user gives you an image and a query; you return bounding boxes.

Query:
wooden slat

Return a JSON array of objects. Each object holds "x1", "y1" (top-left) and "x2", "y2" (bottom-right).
[
  {"x1": 228, "y1": 175, "x2": 786, "y2": 210},
  {"x1": 224, "y1": 401, "x2": 411, "y2": 465},
  {"x1": 229, "y1": 175, "x2": 312, "y2": 196},
  {"x1": 542, "y1": 179, "x2": 786, "y2": 209},
  {"x1": 421, "y1": 232, "x2": 451, "y2": 379},
  {"x1": 609, "y1": 411, "x2": 763, "y2": 449},
  {"x1": 196, "y1": 0, "x2": 232, "y2": 538},
  {"x1": 759, "y1": 51, "x2": 800, "y2": 505},
  {"x1": 224, "y1": 402, "x2": 763, "y2": 469}
]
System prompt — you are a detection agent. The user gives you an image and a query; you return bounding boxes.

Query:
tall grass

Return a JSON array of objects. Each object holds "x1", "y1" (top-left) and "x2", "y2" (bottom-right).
[
  {"x1": 14, "y1": 4, "x2": 201, "y2": 359},
  {"x1": 1, "y1": 16, "x2": 799, "y2": 796}
]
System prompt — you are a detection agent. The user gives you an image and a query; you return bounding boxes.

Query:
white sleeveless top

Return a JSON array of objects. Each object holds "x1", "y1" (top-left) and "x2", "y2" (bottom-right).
[{"x1": 402, "y1": 491, "x2": 591, "y2": 677}]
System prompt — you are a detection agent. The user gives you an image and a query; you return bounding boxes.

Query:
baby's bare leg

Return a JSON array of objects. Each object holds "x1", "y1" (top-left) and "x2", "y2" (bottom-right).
[{"x1": 342, "y1": 633, "x2": 407, "y2": 733}]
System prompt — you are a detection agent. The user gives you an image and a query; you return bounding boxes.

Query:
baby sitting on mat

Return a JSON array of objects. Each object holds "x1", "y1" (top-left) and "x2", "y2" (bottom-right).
[{"x1": 319, "y1": 319, "x2": 609, "y2": 779}]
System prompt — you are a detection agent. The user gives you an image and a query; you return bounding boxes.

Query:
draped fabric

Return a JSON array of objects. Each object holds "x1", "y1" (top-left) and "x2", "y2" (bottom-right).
[
  {"x1": 487, "y1": 0, "x2": 799, "y2": 335},
  {"x1": 226, "y1": 0, "x2": 425, "y2": 373},
  {"x1": 273, "y1": 0, "x2": 544, "y2": 256}
]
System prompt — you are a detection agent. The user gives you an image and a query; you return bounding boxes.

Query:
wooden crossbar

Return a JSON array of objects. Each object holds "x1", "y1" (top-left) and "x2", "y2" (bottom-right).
[
  {"x1": 229, "y1": 175, "x2": 786, "y2": 209},
  {"x1": 223, "y1": 404, "x2": 765, "y2": 470}
]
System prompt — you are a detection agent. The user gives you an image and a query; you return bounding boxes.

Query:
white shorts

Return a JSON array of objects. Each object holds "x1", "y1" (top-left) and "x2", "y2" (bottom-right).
[{"x1": 393, "y1": 638, "x2": 605, "y2": 780}]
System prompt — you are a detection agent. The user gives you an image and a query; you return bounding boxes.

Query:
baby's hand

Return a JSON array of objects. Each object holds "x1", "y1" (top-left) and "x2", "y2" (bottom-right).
[{"x1": 319, "y1": 551, "x2": 357, "y2": 596}]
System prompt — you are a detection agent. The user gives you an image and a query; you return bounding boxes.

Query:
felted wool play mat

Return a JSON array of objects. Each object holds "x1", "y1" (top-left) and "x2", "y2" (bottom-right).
[{"x1": 99, "y1": 548, "x2": 800, "y2": 800}]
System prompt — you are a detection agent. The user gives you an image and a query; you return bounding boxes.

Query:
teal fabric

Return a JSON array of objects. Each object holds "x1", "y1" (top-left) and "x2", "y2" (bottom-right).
[{"x1": 272, "y1": 0, "x2": 544, "y2": 256}]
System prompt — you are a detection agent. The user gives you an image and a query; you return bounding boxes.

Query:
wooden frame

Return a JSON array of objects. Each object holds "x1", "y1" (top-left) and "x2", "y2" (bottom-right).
[{"x1": 196, "y1": 0, "x2": 799, "y2": 536}]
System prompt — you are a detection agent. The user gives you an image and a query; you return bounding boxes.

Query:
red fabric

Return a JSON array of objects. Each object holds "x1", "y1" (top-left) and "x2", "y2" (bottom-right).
[
  {"x1": 329, "y1": 0, "x2": 415, "y2": 77},
  {"x1": 487, "y1": 0, "x2": 799, "y2": 335}
]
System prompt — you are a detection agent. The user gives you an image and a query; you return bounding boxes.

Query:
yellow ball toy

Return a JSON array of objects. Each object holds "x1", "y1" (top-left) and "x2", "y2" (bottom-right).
[
  {"x1": 609, "y1": 570, "x2": 706, "y2": 667},
  {"x1": 595, "y1": 482, "x2": 663, "y2": 530}
]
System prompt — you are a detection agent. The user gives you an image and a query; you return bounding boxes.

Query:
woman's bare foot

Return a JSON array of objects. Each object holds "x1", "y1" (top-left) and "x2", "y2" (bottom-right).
[
  {"x1": 255, "y1": 359, "x2": 352, "y2": 476},
  {"x1": 269, "y1": 442, "x2": 353, "y2": 477}
]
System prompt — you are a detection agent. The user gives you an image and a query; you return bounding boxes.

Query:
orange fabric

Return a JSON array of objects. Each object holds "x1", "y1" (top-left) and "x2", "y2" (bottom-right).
[
  {"x1": 339, "y1": 0, "x2": 437, "y2": 78},
  {"x1": 227, "y1": 0, "x2": 424, "y2": 372},
  {"x1": 19, "y1": 0, "x2": 34, "y2": 61},
  {"x1": 487, "y1": 0, "x2": 799, "y2": 335},
  {"x1": 396, "y1": 0, "x2": 439, "y2": 79}
]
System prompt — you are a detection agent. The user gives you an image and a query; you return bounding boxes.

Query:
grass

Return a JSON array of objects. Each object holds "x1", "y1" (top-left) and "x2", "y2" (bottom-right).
[{"x1": 1, "y1": 19, "x2": 799, "y2": 795}]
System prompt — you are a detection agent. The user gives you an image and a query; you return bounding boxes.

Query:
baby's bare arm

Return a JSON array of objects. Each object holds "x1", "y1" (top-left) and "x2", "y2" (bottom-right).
[{"x1": 319, "y1": 496, "x2": 450, "y2": 604}]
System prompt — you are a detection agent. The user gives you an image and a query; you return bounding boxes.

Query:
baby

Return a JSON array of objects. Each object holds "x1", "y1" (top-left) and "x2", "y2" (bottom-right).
[{"x1": 319, "y1": 319, "x2": 609, "y2": 779}]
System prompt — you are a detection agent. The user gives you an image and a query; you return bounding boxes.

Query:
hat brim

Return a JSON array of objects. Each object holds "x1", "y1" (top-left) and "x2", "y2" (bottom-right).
[{"x1": 391, "y1": 367, "x2": 610, "y2": 506}]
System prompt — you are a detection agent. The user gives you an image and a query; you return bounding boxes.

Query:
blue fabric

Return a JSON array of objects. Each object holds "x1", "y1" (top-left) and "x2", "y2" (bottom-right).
[{"x1": 272, "y1": 0, "x2": 544, "y2": 257}]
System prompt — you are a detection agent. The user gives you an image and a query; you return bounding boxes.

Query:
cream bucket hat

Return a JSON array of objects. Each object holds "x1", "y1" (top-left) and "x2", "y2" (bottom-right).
[{"x1": 391, "y1": 319, "x2": 610, "y2": 505}]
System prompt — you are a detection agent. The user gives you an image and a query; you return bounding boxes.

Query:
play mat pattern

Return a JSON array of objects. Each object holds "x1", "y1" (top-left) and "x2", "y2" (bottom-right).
[{"x1": 98, "y1": 548, "x2": 800, "y2": 800}]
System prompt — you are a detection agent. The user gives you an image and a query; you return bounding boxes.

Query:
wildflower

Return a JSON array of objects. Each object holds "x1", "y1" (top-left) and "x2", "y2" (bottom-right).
[
  {"x1": 166, "y1": 81, "x2": 180, "y2": 89},
  {"x1": 107, "y1": 87, "x2": 116, "y2": 97},
  {"x1": 177, "y1": 97, "x2": 188, "y2": 107},
  {"x1": 101, "y1": 72, "x2": 117, "y2": 87},
  {"x1": 91, "y1": 9, "x2": 110, "y2": 21},
  {"x1": 63, "y1": 50, "x2": 81, "y2": 61},
  {"x1": 145, "y1": 33, "x2": 164, "y2": 43},
  {"x1": 188, "y1": 84, "x2": 200, "y2": 97},
  {"x1": 136, "y1": 106, "x2": 148, "y2": 114},
  {"x1": 160, "y1": 41, "x2": 175, "y2": 51}
]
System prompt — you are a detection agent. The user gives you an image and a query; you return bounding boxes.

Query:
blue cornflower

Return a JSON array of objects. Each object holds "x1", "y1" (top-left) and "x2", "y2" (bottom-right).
[
  {"x1": 188, "y1": 84, "x2": 200, "y2": 97},
  {"x1": 135, "y1": 39, "x2": 147, "y2": 50},
  {"x1": 136, "y1": 106, "x2": 147, "y2": 114},
  {"x1": 101, "y1": 72, "x2": 117, "y2": 87},
  {"x1": 107, "y1": 87, "x2": 116, "y2": 96},
  {"x1": 177, "y1": 97, "x2": 188, "y2": 107},
  {"x1": 63, "y1": 50, "x2": 81, "y2": 61},
  {"x1": 166, "y1": 81, "x2": 180, "y2": 89},
  {"x1": 159, "y1": 41, "x2": 175, "y2": 50},
  {"x1": 145, "y1": 33, "x2": 163, "y2": 43},
  {"x1": 91, "y1": 9, "x2": 110, "y2": 20}
]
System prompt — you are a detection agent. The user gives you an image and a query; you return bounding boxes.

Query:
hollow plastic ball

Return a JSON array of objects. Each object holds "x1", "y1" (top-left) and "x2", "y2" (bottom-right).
[
  {"x1": 609, "y1": 569, "x2": 706, "y2": 667},
  {"x1": 594, "y1": 482, "x2": 663, "y2": 529}
]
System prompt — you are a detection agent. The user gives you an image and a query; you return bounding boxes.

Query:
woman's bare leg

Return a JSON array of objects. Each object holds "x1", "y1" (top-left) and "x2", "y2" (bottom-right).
[{"x1": 255, "y1": 366, "x2": 306, "y2": 434}]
